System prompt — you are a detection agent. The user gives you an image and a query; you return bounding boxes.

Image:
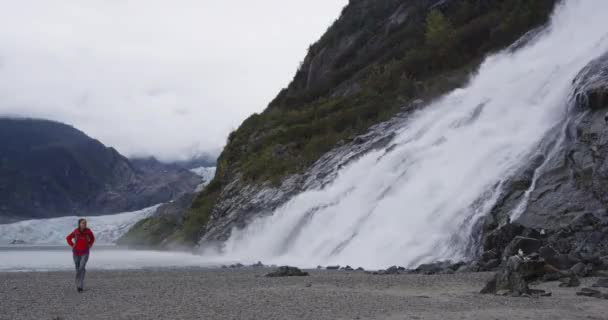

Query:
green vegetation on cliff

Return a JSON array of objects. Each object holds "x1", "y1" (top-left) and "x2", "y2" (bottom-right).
[
  {"x1": 134, "y1": 0, "x2": 557, "y2": 246},
  {"x1": 223, "y1": 0, "x2": 555, "y2": 184}
]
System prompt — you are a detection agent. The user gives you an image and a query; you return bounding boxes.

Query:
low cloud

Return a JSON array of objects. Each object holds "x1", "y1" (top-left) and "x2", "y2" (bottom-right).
[{"x1": 0, "y1": 0, "x2": 346, "y2": 161}]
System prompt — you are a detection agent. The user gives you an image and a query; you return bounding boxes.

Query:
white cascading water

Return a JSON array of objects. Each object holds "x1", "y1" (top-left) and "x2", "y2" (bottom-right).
[{"x1": 214, "y1": 1, "x2": 608, "y2": 269}]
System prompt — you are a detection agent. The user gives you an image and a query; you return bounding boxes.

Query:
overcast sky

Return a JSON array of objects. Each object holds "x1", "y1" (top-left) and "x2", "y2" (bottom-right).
[{"x1": 0, "y1": 0, "x2": 347, "y2": 161}]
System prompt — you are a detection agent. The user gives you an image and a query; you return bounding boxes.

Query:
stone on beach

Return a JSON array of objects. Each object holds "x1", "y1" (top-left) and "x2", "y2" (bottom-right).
[{"x1": 265, "y1": 266, "x2": 309, "y2": 277}]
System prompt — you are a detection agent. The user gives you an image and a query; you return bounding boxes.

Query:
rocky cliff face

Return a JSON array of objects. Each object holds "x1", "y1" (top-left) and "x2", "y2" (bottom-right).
[
  {"x1": 478, "y1": 52, "x2": 608, "y2": 269},
  {"x1": 0, "y1": 118, "x2": 201, "y2": 221}
]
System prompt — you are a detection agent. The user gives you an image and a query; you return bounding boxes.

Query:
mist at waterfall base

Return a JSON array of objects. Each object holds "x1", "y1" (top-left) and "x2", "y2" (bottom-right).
[
  {"x1": 0, "y1": 205, "x2": 212, "y2": 272},
  {"x1": 205, "y1": 1, "x2": 608, "y2": 270},
  {"x1": 0, "y1": 207, "x2": 214, "y2": 272}
]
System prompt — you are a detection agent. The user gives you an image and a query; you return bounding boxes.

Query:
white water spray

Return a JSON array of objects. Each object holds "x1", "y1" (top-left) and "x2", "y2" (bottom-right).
[{"x1": 215, "y1": 1, "x2": 608, "y2": 269}]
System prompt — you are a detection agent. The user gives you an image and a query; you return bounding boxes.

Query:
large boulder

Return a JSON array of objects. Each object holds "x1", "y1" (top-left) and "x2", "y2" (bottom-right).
[
  {"x1": 414, "y1": 261, "x2": 463, "y2": 275},
  {"x1": 502, "y1": 236, "x2": 542, "y2": 259},
  {"x1": 576, "y1": 288, "x2": 608, "y2": 300},
  {"x1": 570, "y1": 262, "x2": 594, "y2": 278},
  {"x1": 265, "y1": 266, "x2": 309, "y2": 277},
  {"x1": 482, "y1": 223, "x2": 526, "y2": 256},
  {"x1": 481, "y1": 255, "x2": 547, "y2": 296}
]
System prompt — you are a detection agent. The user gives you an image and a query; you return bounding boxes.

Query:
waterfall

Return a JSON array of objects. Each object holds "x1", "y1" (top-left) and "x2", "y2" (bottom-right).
[{"x1": 214, "y1": 1, "x2": 608, "y2": 269}]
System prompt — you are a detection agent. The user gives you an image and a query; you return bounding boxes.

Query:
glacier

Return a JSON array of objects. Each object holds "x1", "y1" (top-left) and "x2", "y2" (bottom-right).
[
  {"x1": 191, "y1": 166, "x2": 217, "y2": 192},
  {"x1": 0, "y1": 205, "x2": 160, "y2": 245}
]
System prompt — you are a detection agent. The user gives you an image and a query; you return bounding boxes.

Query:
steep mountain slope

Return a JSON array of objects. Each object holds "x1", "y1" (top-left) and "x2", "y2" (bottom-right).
[
  {"x1": 126, "y1": 0, "x2": 557, "y2": 246},
  {"x1": 0, "y1": 118, "x2": 200, "y2": 221}
]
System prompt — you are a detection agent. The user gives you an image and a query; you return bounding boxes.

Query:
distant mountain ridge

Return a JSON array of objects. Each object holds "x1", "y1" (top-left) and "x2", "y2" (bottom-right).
[{"x1": 0, "y1": 118, "x2": 201, "y2": 222}]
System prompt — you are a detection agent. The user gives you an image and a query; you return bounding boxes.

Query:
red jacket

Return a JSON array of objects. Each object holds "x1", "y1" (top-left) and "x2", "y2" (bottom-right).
[{"x1": 66, "y1": 228, "x2": 95, "y2": 256}]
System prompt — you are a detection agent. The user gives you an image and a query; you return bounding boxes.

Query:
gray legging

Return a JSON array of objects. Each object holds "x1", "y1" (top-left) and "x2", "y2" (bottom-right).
[{"x1": 73, "y1": 254, "x2": 89, "y2": 289}]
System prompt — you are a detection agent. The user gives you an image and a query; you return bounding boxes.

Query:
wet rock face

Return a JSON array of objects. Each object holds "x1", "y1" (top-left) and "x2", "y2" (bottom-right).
[
  {"x1": 479, "y1": 218, "x2": 608, "y2": 273},
  {"x1": 574, "y1": 51, "x2": 608, "y2": 110},
  {"x1": 481, "y1": 52, "x2": 608, "y2": 265}
]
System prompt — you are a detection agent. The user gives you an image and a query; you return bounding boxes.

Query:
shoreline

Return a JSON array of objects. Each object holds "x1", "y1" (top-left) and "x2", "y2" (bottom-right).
[{"x1": 2, "y1": 268, "x2": 606, "y2": 320}]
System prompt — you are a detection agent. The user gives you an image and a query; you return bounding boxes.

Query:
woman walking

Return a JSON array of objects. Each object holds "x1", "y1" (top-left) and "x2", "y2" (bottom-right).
[{"x1": 66, "y1": 218, "x2": 95, "y2": 292}]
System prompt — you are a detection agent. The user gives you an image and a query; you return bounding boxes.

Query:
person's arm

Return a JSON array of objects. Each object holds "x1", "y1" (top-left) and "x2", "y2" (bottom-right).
[
  {"x1": 66, "y1": 230, "x2": 75, "y2": 247},
  {"x1": 87, "y1": 229, "x2": 95, "y2": 248}
]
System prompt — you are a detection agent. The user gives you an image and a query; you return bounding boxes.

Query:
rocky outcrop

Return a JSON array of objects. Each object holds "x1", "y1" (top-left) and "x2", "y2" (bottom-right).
[
  {"x1": 0, "y1": 118, "x2": 201, "y2": 220},
  {"x1": 480, "y1": 52, "x2": 608, "y2": 271},
  {"x1": 480, "y1": 254, "x2": 548, "y2": 296},
  {"x1": 265, "y1": 266, "x2": 309, "y2": 277}
]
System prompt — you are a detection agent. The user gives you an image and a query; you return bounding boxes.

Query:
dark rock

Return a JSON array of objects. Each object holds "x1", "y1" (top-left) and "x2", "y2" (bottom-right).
[
  {"x1": 502, "y1": 236, "x2": 542, "y2": 259},
  {"x1": 353, "y1": 137, "x2": 366, "y2": 145},
  {"x1": 574, "y1": 51, "x2": 608, "y2": 110},
  {"x1": 384, "y1": 266, "x2": 403, "y2": 275},
  {"x1": 356, "y1": 267, "x2": 365, "y2": 271},
  {"x1": 481, "y1": 259, "x2": 501, "y2": 271},
  {"x1": 481, "y1": 255, "x2": 546, "y2": 296},
  {"x1": 415, "y1": 261, "x2": 457, "y2": 275},
  {"x1": 342, "y1": 265, "x2": 354, "y2": 271},
  {"x1": 456, "y1": 262, "x2": 480, "y2": 273},
  {"x1": 265, "y1": 266, "x2": 309, "y2": 277},
  {"x1": 576, "y1": 288, "x2": 607, "y2": 299},
  {"x1": 558, "y1": 276, "x2": 581, "y2": 288},
  {"x1": 591, "y1": 278, "x2": 608, "y2": 288},
  {"x1": 538, "y1": 245, "x2": 583, "y2": 270},
  {"x1": 481, "y1": 249, "x2": 498, "y2": 262},
  {"x1": 570, "y1": 262, "x2": 593, "y2": 277},
  {"x1": 570, "y1": 213, "x2": 600, "y2": 231},
  {"x1": 316, "y1": 265, "x2": 323, "y2": 269},
  {"x1": 558, "y1": 254, "x2": 581, "y2": 270},
  {"x1": 541, "y1": 272, "x2": 562, "y2": 282},
  {"x1": 9, "y1": 239, "x2": 26, "y2": 245},
  {"x1": 326, "y1": 265, "x2": 340, "y2": 270},
  {"x1": 250, "y1": 261, "x2": 264, "y2": 268},
  {"x1": 229, "y1": 263, "x2": 244, "y2": 269},
  {"x1": 571, "y1": 231, "x2": 606, "y2": 261},
  {"x1": 483, "y1": 223, "x2": 525, "y2": 255},
  {"x1": 539, "y1": 245, "x2": 558, "y2": 263}
]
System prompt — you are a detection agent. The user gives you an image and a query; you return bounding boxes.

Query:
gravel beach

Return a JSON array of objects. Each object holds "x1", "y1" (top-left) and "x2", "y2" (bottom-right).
[{"x1": 1, "y1": 269, "x2": 606, "y2": 320}]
